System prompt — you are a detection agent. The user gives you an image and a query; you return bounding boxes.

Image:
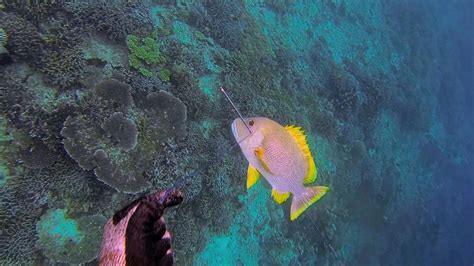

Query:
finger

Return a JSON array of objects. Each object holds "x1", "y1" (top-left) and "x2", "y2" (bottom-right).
[
  {"x1": 140, "y1": 200, "x2": 164, "y2": 223},
  {"x1": 158, "y1": 249, "x2": 174, "y2": 266},
  {"x1": 162, "y1": 190, "x2": 183, "y2": 208},
  {"x1": 153, "y1": 217, "x2": 166, "y2": 240},
  {"x1": 154, "y1": 230, "x2": 172, "y2": 260}
]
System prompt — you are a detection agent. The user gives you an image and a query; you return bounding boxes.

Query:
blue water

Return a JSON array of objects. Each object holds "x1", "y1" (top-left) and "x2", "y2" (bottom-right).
[{"x1": 0, "y1": 1, "x2": 472, "y2": 265}]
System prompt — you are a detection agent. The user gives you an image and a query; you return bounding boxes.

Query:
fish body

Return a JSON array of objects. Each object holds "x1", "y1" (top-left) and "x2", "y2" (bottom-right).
[{"x1": 232, "y1": 117, "x2": 329, "y2": 220}]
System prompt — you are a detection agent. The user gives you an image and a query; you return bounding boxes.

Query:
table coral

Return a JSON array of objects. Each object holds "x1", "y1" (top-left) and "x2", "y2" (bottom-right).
[
  {"x1": 61, "y1": 83, "x2": 187, "y2": 194},
  {"x1": 102, "y1": 112, "x2": 138, "y2": 151},
  {"x1": 61, "y1": 115, "x2": 150, "y2": 194},
  {"x1": 95, "y1": 78, "x2": 133, "y2": 108}
]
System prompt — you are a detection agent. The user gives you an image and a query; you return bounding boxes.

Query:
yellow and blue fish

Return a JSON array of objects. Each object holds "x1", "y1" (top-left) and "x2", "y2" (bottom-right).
[{"x1": 232, "y1": 117, "x2": 329, "y2": 220}]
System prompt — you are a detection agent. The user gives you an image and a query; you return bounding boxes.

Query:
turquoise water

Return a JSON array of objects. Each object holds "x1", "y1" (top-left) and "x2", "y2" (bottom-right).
[{"x1": 0, "y1": 1, "x2": 472, "y2": 265}]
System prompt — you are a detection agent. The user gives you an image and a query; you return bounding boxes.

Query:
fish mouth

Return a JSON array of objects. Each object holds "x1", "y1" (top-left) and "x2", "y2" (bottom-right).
[{"x1": 231, "y1": 120, "x2": 239, "y2": 140}]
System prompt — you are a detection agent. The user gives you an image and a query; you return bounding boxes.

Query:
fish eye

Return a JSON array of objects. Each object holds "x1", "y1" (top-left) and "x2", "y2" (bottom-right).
[{"x1": 248, "y1": 120, "x2": 254, "y2": 126}]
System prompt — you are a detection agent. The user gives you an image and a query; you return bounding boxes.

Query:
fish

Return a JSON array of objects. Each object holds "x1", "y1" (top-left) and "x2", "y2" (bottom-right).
[{"x1": 232, "y1": 117, "x2": 329, "y2": 220}]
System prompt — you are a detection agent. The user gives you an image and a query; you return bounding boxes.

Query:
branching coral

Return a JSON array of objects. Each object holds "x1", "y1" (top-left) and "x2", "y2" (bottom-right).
[
  {"x1": 187, "y1": 0, "x2": 246, "y2": 51},
  {"x1": 166, "y1": 206, "x2": 205, "y2": 264},
  {"x1": 0, "y1": 12, "x2": 43, "y2": 63},
  {"x1": 3, "y1": 1, "x2": 64, "y2": 24},
  {"x1": 20, "y1": 141, "x2": 58, "y2": 170},
  {"x1": 40, "y1": 48, "x2": 85, "y2": 89},
  {"x1": 0, "y1": 156, "x2": 96, "y2": 265},
  {"x1": 0, "y1": 68, "x2": 76, "y2": 151},
  {"x1": 0, "y1": 197, "x2": 38, "y2": 264},
  {"x1": 64, "y1": 1, "x2": 152, "y2": 42},
  {"x1": 126, "y1": 35, "x2": 164, "y2": 77}
]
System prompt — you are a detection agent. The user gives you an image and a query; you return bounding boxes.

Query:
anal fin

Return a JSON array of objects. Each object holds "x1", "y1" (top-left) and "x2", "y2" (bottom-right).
[{"x1": 272, "y1": 189, "x2": 290, "y2": 204}]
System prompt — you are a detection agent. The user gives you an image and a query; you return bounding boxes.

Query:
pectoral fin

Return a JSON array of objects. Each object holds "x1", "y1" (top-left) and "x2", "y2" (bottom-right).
[
  {"x1": 272, "y1": 189, "x2": 290, "y2": 204},
  {"x1": 247, "y1": 164, "x2": 260, "y2": 189},
  {"x1": 254, "y1": 147, "x2": 273, "y2": 174}
]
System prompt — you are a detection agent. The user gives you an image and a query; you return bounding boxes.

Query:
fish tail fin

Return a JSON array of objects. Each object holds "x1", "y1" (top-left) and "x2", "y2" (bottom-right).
[{"x1": 290, "y1": 186, "x2": 329, "y2": 221}]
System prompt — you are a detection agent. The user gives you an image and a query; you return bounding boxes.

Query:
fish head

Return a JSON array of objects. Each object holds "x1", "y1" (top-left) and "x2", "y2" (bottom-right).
[{"x1": 231, "y1": 116, "x2": 268, "y2": 154}]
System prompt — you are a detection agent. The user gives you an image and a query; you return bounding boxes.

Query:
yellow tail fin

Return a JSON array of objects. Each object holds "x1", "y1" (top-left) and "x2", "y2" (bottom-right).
[{"x1": 290, "y1": 186, "x2": 329, "y2": 221}]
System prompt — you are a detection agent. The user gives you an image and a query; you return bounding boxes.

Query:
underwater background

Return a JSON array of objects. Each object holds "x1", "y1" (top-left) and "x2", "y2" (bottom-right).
[{"x1": 0, "y1": 0, "x2": 473, "y2": 265}]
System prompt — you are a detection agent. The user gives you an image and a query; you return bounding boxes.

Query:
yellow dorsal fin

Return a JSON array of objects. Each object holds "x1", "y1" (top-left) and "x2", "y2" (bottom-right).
[
  {"x1": 254, "y1": 147, "x2": 273, "y2": 174},
  {"x1": 284, "y1": 125, "x2": 318, "y2": 184},
  {"x1": 305, "y1": 157, "x2": 317, "y2": 184},
  {"x1": 271, "y1": 189, "x2": 290, "y2": 204},
  {"x1": 247, "y1": 164, "x2": 260, "y2": 189}
]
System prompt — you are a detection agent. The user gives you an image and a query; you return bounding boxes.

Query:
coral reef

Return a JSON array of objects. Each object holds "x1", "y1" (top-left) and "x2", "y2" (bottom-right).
[
  {"x1": 40, "y1": 48, "x2": 85, "y2": 89},
  {"x1": 3, "y1": 1, "x2": 64, "y2": 24},
  {"x1": 0, "y1": 1, "x2": 472, "y2": 264},
  {"x1": 0, "y1": 192, "x2": 38, "y2": 264},
  {"x1": 0, "y1": 12, "x2": 43, "y2": 63},
  {"x1": 36, "y1": 208, "x2": 106, "y2": 264},
  {"x1": 187, "y1": 0, "x2": 246, "y2": 51},
  {"x1": 102, "y1": 112, "x2": 138, "y2": 151},
  {"x1": 95, "y1": 79, "x2": 133, "y2": 108},
  {"x1": 126, "y1": 35, "x2": 164, "y2": 77},
  {"x1": 61, "y1": 114, "x2": 151, "y2": 193},
  {"x1": 63, "y1": 1, "x2": 153, "y2": 42},
  {"x1": 327, "y1": 66, "x2": 360, "y2": 119},
  {"x1": 60, "y1": 79, "x2": 187, "y2": 194}
]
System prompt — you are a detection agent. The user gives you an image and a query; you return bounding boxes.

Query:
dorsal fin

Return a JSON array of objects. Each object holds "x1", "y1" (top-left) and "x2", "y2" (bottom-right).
[{"x1": 284, "y1": 125, "x2": 317, "y2": 184}]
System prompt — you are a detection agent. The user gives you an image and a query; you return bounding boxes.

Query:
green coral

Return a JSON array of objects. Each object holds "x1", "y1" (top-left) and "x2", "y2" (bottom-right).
[
  {"x1": 158, "y1": 68, "x2": 171, "y2": 82},
  {"x1": 126, "y1": 34, "x2": 164, "y2": 77}
]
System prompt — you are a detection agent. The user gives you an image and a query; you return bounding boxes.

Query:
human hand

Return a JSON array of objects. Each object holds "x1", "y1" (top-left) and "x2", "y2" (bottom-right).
[{"x1": 99, "y1": 190, "x2": 183, "y2": 266}]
